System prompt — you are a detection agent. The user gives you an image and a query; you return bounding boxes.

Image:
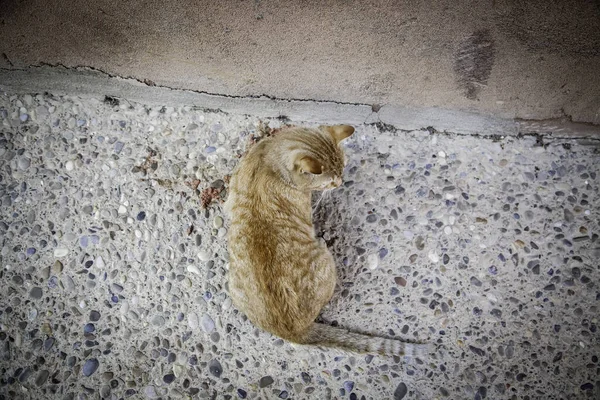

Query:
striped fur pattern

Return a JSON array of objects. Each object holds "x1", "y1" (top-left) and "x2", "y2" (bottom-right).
[{"x1": 225, "y1": 125, "x2": 428, "y2": 357}]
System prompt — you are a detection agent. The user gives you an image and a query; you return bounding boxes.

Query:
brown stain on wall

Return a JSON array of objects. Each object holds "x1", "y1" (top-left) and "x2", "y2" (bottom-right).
[{"x1": 454, "y1": 29, "x2": 496, "y2": 100}]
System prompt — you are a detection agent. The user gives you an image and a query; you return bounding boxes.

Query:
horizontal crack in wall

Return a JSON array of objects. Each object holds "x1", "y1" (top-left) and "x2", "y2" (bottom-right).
[
  {"x1": 27, "y1": 63, "x2": 371, "y2": 107},
  {"x1": 1, "y1": 64, "x2": 599, "y2": 140}
]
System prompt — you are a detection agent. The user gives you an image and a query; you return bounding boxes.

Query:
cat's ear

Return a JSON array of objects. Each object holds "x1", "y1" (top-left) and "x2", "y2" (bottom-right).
[
  {"x1": 320, "y1": 125, "x2": 355, "y2": 144},
  {"x1": 296, "y1": 156, "x2": 323, "y2": 175}
]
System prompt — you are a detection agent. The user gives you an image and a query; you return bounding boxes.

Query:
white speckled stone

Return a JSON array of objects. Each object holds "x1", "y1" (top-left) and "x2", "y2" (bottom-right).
[
  {"x1": 367, "y1": 253, "x2": 379, "y2": 270},
  {"x1": 53, "y1": 248, "x2": 68, "y2": 258},
  {"x1": 197, "y1": 251, "x2": 211, "y2": 261}
]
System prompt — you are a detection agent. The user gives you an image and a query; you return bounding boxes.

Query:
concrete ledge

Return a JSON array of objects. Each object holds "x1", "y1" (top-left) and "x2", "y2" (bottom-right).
[{"x1": 1, "y1": 66, "x2": 599, "y2": 139}]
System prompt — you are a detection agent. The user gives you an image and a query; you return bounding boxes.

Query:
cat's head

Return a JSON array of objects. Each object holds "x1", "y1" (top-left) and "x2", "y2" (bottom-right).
[{"x1": 288, "y1": 125, "x2": 354, "y2": 191}]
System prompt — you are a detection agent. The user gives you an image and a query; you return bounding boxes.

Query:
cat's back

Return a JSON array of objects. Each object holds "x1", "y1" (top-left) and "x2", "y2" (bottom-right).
[
  {"x1": 225, "y1": 133, "x2": 322, "y2": 333},
  {"x1": 225, "y1": 132, "x2": 310, "y2": 228},
  {"x1": 226, "y1": 134, "x2": 313, "y2": 268}
]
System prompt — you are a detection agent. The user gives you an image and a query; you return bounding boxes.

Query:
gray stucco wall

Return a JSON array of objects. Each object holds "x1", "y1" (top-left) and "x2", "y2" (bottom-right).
[{"x1": 1, "y1": 0, "x2": 599, "y2": 126}]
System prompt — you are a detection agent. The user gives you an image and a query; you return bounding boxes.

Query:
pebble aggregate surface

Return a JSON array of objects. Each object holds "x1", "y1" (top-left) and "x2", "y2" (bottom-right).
[{"x1": 0, "y1": 92, "x2": 599, "y2": 399}]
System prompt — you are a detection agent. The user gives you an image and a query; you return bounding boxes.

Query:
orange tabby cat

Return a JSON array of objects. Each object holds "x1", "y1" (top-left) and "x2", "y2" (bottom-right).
[{"x1": 225, "y1": 124, "x2": 427, "y2": 357}]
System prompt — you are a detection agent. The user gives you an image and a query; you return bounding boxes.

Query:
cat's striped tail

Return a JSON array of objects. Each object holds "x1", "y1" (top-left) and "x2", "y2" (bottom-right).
[{"x1": 300, "y1": 323, "x2": 429, "y2": 358}]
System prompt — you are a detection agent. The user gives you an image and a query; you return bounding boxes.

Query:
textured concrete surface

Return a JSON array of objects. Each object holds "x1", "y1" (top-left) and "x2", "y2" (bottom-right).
[
  {"x1": 1, "y1": 0, "x2": 599, "y2": 124},
  {"x1": 1, "y1": 92, "x2": 599, "y2": 399},
  {"x1": 0, "y1": 66, "x2": 518, "y2": 137},
  {"x1": 3, "y1": 67, "x2": 600, "y2": 141}
]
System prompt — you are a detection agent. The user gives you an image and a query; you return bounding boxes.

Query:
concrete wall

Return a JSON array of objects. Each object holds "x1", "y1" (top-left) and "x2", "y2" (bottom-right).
[{"x1": 1, "y1": 0, "x2": 599, "y2": 125}]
